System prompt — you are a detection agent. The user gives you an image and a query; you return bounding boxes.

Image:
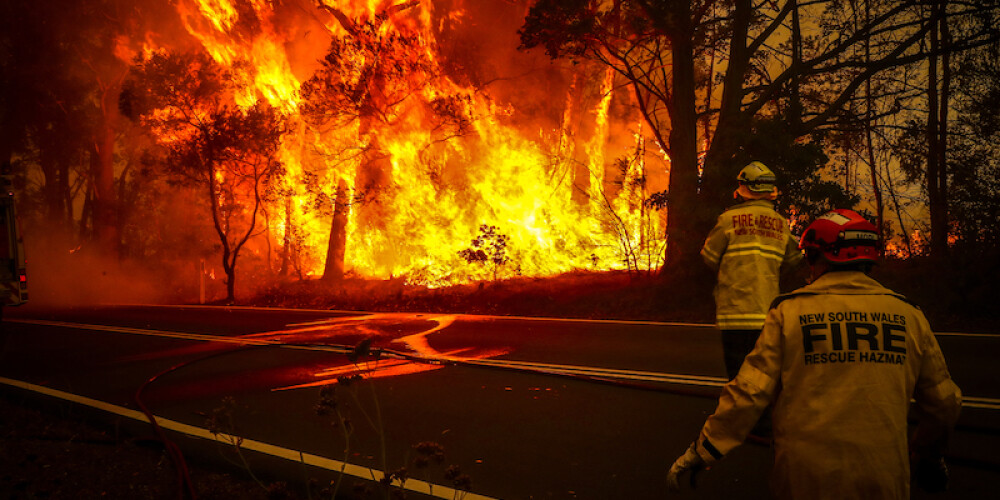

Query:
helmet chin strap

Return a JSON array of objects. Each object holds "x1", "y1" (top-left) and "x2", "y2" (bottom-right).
[{"x1": 734, "y1": 185, "x2": 779, "y2": 200}]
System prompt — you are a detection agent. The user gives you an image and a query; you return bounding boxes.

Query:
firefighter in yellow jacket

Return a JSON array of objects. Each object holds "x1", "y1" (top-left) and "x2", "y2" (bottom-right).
[
  {"x1": 668, "y1": 209, "x2": 963, "y2": 500},
  {"x1": 701, "y1": 161, "x2": 802, "y2": 380}
]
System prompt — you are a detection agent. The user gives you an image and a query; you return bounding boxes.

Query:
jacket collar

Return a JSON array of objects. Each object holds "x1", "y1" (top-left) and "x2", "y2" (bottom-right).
[
  {"x1": 803, "y1": 271, "x2": 893, "y2": 295},
  {"x1": 730, "y1": 199, "x2": 775, "y2": 211}
]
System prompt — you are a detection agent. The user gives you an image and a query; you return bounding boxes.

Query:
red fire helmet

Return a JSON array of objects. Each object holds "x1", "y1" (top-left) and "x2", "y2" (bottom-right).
[{"x1": 799, "y1": 209, "x2": 880, "y2": 264}]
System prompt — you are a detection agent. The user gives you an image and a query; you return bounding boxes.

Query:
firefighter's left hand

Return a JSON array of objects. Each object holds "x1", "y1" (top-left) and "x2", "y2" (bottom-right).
[{"x1": 666, "y1": 442, "x2": 707, "y2": 492}]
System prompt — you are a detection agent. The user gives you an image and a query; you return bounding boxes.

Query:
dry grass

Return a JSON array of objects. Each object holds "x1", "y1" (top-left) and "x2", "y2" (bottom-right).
[
  {"x1": 250, "y1": 269, "x2": 718, "y2": 324},
  {"x1": 248, "y1": 262, "x2": 1000, "y2": 333}
]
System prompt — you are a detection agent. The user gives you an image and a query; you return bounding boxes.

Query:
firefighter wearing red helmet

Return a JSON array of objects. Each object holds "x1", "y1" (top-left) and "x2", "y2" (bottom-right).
[
  {"x1": 668, "y1": 209, "x2": 963, "y2": 500},
  {"x1": 701, "y1": 161, "x2": 803, "y2": 381},
  {"x1": 799, "y1": 208, "x2": 881, "y2": 263}
]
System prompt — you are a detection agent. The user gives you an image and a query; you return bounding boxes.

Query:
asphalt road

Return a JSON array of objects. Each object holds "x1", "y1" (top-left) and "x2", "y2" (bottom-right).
[{"x1": 1, "y1": 304, "x2": 998, "y2": 499}]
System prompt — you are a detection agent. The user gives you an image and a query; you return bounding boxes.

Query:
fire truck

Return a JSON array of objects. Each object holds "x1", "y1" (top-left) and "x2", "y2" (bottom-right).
[{"x1": 1, "y1": 172, "x2": 27, "y2": 309}]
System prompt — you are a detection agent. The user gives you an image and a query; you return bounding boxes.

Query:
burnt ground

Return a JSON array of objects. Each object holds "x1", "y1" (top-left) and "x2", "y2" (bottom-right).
[
  {"x1": 0, "y1": 391, "x2": 278, "y2": 500},
  {"x1": 2, "y1": 261, "x2": 998, "y2": 500}
]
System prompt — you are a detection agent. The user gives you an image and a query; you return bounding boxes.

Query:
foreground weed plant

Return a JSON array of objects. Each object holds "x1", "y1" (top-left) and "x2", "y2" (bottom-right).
[
  {"x1": 206, "y1": 339, "x2": 474, "y2": 500},
  {"x1": 316, "y1": 339, "x2": 473, "y2": 499}
]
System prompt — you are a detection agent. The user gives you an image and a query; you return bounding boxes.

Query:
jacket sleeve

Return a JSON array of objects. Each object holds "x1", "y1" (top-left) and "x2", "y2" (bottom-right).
[
  {"x1": 783, "y1": 231, "x2": 803, "y2": 268},
  {"x1": 910, "y1": 313, "x2": 962, "y2": 458},
  {"x1": 700, "y1": 216, "x2": 728, "y2": 271},
  {"x1": 693, "y1": 307, "x2": 783, "y2": 462}
]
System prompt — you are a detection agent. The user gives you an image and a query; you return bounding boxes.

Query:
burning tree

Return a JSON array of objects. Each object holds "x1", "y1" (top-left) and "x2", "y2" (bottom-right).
[
  {"x1": 301, "y1": 1, "x2": 474, "y2": 281},
  {"x1": 133, "y1": 0, "x2": 668, "y2": 286},
  {"x1": 2, "y1": 0, "x2": 673, "y2": 292},
  {"x1": 458, "y1": 224, "x2": 512, "y2": 282},
  {"x1": 121, "y1": 51, "x2": 286, "y2": 303}
]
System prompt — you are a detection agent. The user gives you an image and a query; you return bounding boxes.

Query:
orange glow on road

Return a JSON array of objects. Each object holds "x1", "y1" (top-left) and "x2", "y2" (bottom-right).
[
  {"x1": 252, "y1": 313, "x2": 510, "y2": 390},
  {"x1": 109, "y1": 313, "x2": 510, "y2": 394}
]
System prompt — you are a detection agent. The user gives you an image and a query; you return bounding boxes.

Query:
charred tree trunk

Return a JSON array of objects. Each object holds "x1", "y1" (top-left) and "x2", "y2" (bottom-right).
[
  {"x1": 864, "y1": 0, "x2": 884, "y2": 244},
  {"x1": 788, "y1": 0, "x2": 804, "y2": 130},
  {"x1": 79, "y1": 189, "x2": 93, "y2": 241},
  {"x1": 638, "y1": 0, "x2": 708, "y2": 276},
  {"x1": 223, "y1": 251, "x2": 237, "y2": 305},
  {"x1": 702, "y1": 0, "x2": 752, "y2": 208},
  {"x1": 936, "y1": 6, "x2": 952, "y2": 254},
  {"x1": 91, "y1": 83, "x2": 120, "y2": 260},
  {"x1": 662, "y1": 26, "x2": 702, "y2": 274},
  {"x1": 279, "y1": 197, "x2": 293, "y2": 277},
  {"x1": 115, "y1": 158, "x2": 135, "y2": 259},
  {"x1": 206, "y1": 160, "x2": 235, "y2": 303},
  {"x1": 844, "y1": 127, "x2": 854, "y2": 194},
  {"x1": 865, "y1": 122, "x2": 884, "y2": 242},
  {"x1": 926, "y1": 5, "x2": 948, "y2": 257},
  {"x1": 318, "y1": 1, "x2": 417, "y2": 279},
  {"x1": 885, "y1": 164, "x2": 913, "y2": 256},
  {"x1": 559, "y1": 70, "x2": 591, "y2": 207},
  {"x1": 58, "y1": 157, "x2": 73, "y2": 232},
  {"x1": 323, "y1": 178, "x2": 349, "y2": 281},
  {"x1": 39, "y1": 148, "x2": 64, "y2": 227}
]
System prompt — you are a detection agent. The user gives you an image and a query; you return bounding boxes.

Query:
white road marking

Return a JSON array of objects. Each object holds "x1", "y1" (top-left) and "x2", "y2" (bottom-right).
[
  {"x1": 934, "y1": 331, "x2": 1000, "y2": 338},
  {"x1": 128, "y1": 303, "x2": 718, "y2": 328},
  {"x1": 7, "y1": 318, "x2": 1000, "y2": 409},
  {"x1": 963, "y1": 397, "x2": 1000, "y2": 411},
  {"x1": 127, "y1": 303, "x2": 1000, "y2": 335},
  {"x1": 0, "y1": 376, "x2": 497, "y2": 500},
  {"x1": 459, "y1": 358, "x2": 727, "y2": 387},
  {"x1": 8, "y1": 318, "x2": 352, "y2": 353},
  {"x1": 4, "y1": 318, "x2": 725, "y2": 388}
]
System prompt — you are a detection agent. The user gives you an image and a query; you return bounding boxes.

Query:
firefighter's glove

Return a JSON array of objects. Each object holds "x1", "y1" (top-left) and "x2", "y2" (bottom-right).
[
  {"x1": 666, "y1": 442, "x2": 708, "y2": 492},
  {"x1": 912, "y1": 453, "x2": 949, "y2": 493}
]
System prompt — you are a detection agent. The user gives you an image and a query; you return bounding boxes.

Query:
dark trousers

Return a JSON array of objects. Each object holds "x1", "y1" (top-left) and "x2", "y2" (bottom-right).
[
  {"x1": 721, "y1": 329, "x2": 761, "y2": 380},
  {"x1": 721, "y1": 328, "x2": 772, "y2": 437}
]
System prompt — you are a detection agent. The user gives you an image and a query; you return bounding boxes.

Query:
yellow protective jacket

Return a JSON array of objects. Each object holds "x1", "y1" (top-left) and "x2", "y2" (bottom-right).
[
  {"x1": 701, "y1": 200, "x2": 802, "y2": 330},
  {"x1": 691, "y1": 271, "x2": 963, "y2": 500}
]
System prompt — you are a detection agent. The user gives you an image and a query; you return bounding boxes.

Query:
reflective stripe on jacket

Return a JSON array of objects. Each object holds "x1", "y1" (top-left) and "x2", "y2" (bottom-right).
[
  {"x1": 692, "y1": 271, "x2": 963, "y2": 500},
  {"x1": 701, "y1": 200, "x2": 802, "y2": 329}
]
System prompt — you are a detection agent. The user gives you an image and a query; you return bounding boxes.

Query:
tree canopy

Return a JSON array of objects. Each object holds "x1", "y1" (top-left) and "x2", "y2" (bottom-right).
[
  {"x1": 123, "y1": 51, "x2": 286, "y2": 302},
  {"x1": 520, "y1": 0, "x2": 1000, "y2": 267}
]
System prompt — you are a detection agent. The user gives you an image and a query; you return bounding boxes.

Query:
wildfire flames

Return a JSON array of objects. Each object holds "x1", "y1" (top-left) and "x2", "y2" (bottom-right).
[{"x1": 140, "y1": 0, "x2": 668, "y2": 286}]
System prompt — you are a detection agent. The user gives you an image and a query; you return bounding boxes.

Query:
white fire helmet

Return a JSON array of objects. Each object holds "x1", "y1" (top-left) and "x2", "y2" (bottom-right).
[{"x1": 737, "y1": 161, "x2": 777, "y2": 193}]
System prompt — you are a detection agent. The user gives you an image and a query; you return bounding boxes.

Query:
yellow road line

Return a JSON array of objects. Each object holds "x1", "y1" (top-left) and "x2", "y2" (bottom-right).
[
  {"x1": 9, "y1": 318, "x2": 999, "y2": 406},
  {"x1": 0, "y1": 376, "x2": 496, "y2": 500}
]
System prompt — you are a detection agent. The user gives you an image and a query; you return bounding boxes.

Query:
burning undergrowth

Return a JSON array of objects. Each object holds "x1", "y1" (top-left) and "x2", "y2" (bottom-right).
[{"x1": 248, "y1": 270, "x2": 716, "y2": 324}]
